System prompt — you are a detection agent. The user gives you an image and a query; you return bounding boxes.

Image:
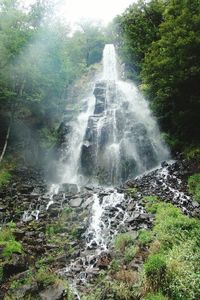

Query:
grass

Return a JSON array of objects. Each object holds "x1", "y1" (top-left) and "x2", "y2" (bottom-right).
[
  {"x1": 138, "y1": 229, "x2": 154, "y2": 246},
  {"x1": 113, "y1": 232, "x2": 136, "y2": 253},
  {"x1": 141, "y1": 200, "x2": 200, "y2": 299},
  {"x1": 0, "y1": 226, "x2": 23, "y2": 258},
  {"x1": 124, "y1": 245, "x2": 138, "y2": 263},
  {"x1": 0, "y1": 168, "x2": 11, "y2": 187},
  {"x1": 188, "y1": 173, "x2": 200, "y2": 202},
  {"x1": 144, "y1": 293, "x2": 168, "y2": 300},
  {"x1": 144, "y1": 253, "x2": 166, "y2": 291}
]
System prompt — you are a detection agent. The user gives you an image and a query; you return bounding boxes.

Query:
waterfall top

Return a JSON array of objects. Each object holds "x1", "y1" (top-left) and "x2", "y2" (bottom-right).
[{"x1": 103, "y1": 44, "x2": 118, "y2": 81}]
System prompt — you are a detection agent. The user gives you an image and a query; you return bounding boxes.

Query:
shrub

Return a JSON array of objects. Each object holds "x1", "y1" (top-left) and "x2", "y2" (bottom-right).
[
  {"x1": 113, "y1": 233, "x2": 135, "y2": 253},
  {"x1": 144, "y1": 292, "x2": 168, "y2": 300},
  {"x1": 109, "y1": 259, "x2": 121, "y2": 272},
  {"x1": 138, "y1": 229, "x2": 153, "y2": 246},
  {"x1": 124, "y1": 245, "x2": 138, "y2": 263},
  {"x1": 188, "y1": 173, "x2": 200, "y2": 202},
  {"x1": 153, "y1": 203, "x2": 200, "y2": 249},
  {"x1": 184, "y1": 147, "x2": 200, "y2": 161},
  {"x1": 126, "y1": 187, "x2": 138, "y2": 197},
  {"x1": 2, "y1": 240, "x2": 22, "y2": 258},
  {"x1": 144, "y1": 254, "x2": 166, "y2": 291},
  {"x1": 143, "y1": 196, "x2": 160, "y2": 214},
  {"x1": 166, "y1": 242, "x2": 200, "y2": 300},
  {"x1": 35, "y1": 268, "x2": 58, "y2": 288},
  {"x1": 0, "y1": 228, "x2": 14, "y2": 242},
  {"x1": 0, "y1": 169, "x2": 11, "y2": 187}
]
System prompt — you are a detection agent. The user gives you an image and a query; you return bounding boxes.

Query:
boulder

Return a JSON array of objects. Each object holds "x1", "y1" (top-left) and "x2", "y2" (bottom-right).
[
  {"x1": 69, "y1": 198, "x2": 82, "y2": 208},
  {"x1": 39, "y1": 282, "x2": 65, "y2": 300}
]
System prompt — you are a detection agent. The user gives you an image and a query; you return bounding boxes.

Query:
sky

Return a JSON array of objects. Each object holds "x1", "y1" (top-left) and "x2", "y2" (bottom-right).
[
  {"x1": 23, "y1": 0, "x2": 135, "y2": 25},
  {"x1": 59, "y1": 0, "x2": 135, "y2": 25}
]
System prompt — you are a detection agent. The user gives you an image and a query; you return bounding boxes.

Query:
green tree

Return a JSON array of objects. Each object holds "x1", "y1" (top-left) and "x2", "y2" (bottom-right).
[
  {"x1": 114, "y1": 0, "x2": 165, "y2": 81},
  {"x1": 142, "y1": 0, "x2": 200, "y2": 145}
]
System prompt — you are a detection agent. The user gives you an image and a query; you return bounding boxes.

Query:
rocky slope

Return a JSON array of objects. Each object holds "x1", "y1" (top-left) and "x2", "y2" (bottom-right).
[{"x1": 0, "y1": 157, "x2": 199, "y2": 299}]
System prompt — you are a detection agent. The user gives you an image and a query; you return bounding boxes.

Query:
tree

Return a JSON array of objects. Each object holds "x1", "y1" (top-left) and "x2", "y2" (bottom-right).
[
  {"x1": 142, "y1": 0, "x2": 200, "y2": 144},
  {"x1": 114, "y1": 0, "x2": 165, "y2": 81}
]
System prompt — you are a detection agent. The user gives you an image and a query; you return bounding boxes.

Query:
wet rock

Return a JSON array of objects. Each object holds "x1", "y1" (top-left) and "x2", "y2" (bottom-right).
[
  {"x1": 3, "y1": 254, "x2": 27, "y2": 279},
  {"x1": 69, "y1": 198, "x2": 83, "y2": 208},
  {"x1": 161, "y1": 161, "x2": 169, "y2": 168},
  {"x1": 14, "y1": 282, "x2": 38, "y2": 299},
  {"x1": 39, "y1": 282, "x2": 65, "y2": 300},
  {"x1": 61, "y1": 183, "x2": 78, "y2": 195},
  {"x1": 96, "y1": 252, "x2": 112, "y2": 269},
  {"x1": 82, "y1": 196, "x2": 94, "y2": 208},
  {"x1": 0, "y1": 205, "x2": 8, "y2": 211},
  {"x1": 13, "y1": 229, "x2": 26, "y2": 240}
]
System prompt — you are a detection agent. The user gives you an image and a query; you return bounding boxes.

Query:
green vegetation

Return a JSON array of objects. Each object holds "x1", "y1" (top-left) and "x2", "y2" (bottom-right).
[
  {"x1": 144, "y1": 253, "x2": 166, "y2": 291},
  {"x1": 0, "y1": 168, "x2": 11, "y2": 186},
  {"x1": 114, "y1": 232, "x2": 136, "y2": 253},
  {"x1": 2, "y1": 240, "x2": 22, "y2": 258},
  {"x1": 35, "y1": 267, "x2": 58, "y2": 288},
  {"x1": 91, "y1": 198, "x2": 200, "y2": 299},
  {"x1": 0, "y1": 226, "x2": 23, "y2": 258},
  {"x1": 188, "y1": 173, "x2": 200, "y2": 202},
  {"x1": 138, "y1": 229, "x2": 154, "y2": 246},
  {"x1": 144, "y1": 293, "x2": 168, "y2": 300},
  {"x1": 0, "y1": 0, "x2": 108, "y2": 165},
  {"x1": 142, "y1": 196, "x2": 160, "y2": 214},
  {"x1": 126, "y1": 187, "x2": 138, "y2": 197},
  {"x1": 124, "y1": 245, "x2": 138, "y2": 263},
  {"x1": 141, "y1": 200, "x2": 200, "y2": 299},
  {"x1": 114, "y1": 0, "x2": 200, "y2": 150}
]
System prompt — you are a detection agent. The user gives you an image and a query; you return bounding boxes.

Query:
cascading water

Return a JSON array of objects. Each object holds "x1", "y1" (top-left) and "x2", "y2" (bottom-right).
[
  {"x1": 80, "y1": 44, "x2": 169, "y2": 186},
  {"x1": 46, "y1": 44, "x2": 170, "y2": 297}
]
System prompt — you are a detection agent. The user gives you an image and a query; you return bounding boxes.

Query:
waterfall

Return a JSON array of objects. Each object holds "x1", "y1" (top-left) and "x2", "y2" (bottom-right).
[
  {"x1": 79, "y1": 44, "x2": 170, "y2": 186},
  {"x1": 45, "y1": 44, "x2": 170, "y2": 297},
  {"x1": 56, "y1": 43, "x2": 169, "y2": 187}
]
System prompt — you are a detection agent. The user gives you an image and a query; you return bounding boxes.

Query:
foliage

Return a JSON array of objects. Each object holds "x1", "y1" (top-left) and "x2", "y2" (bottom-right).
[
  {"x1": 35, "y1": 267, "x2": 58, "y2": 288},
  {"x1": 0, "y1": 226, "x2": 23, "y2": 258},
  {"x1": 0, "y1": 228, "x2": 14, "y2": 242},
  {"x1": 141, "y1": 201, "x2": 200, "y2": 298},
  {"x1": 115, "y1": 0, "x2": 200, "y2": 148},
  {"x1": 153, "y1": 203, "x2": 200, "y2": 249},
  {"x1": 144, "y1": 253, "x2": 166, "y2": 290},
  {"x1": 143, "y1": 195, "x2": 160, "y2": 213},
  {"x1": 114, "y1": 0, "x2": 165, "y2": 81},
  {"x1": 166, "y1": 241, "x2": 200, "y2": 299},
  {"x1": 126, "y1": 187, "x2": 138, "y2": 197},
  {"x1": 2, "y1": 240, "x2": 22, "y2": 257},
  {"x1": 109, "y1": 259, "x2": 121, "y2": 272},
  {"x1": 0, "y1": 168, "x2": 11, "y2": 186},
  {"x1": 138, "y1": 229, "x2": 154, "y2": 246},
  {"x1": 0, "y1": 0, "x2": 108, "y2": 164},
  {"x1": 124, "y1": 245, "x2": 138, "y2": 263},
  {"x1": 184, "y1": 147, "x2": 200, "y2": 161},
  {"x1": 188, "y1": 173, "x2": 200, "y2": 202},
  {"x1": 82, "y1": 279, "x2": 139, "y2": 300},
  {"x1": 113, "y1": 232, "x2": 135, "y2": 253},
  {"x1": 144, "y1": 293, "x2": 168, "y2": 300}
]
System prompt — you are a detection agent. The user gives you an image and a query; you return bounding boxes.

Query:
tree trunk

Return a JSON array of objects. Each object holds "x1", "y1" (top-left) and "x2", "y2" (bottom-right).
[{"x1": 0, "y1": 118, "x2": 12, "y2": 164}]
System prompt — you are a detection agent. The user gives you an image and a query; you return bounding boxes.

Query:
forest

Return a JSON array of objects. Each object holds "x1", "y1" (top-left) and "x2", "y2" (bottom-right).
[{"x1": 0, "y1": 0, "x2": 200, "y2": 299}]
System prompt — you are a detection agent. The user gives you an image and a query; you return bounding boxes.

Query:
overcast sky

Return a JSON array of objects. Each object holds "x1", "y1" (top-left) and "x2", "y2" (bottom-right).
[
  {"x1": 59, "y1": 0, "x2": 135, "y2": 24},
  {"x1": 23, "y1": 0, "x2": 135, "y2": 25}
]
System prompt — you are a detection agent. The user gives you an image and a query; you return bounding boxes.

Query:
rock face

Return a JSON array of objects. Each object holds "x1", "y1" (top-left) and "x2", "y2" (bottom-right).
[
  {"x1": 0, "y1": 158, "x2": 200, "y2": 299},
  {"x1": 93, "y1": 81, "x2": 107, "y2": 114},
  {"x1": 79, "y1": 78, "x2": 166, "y2": 186}
]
